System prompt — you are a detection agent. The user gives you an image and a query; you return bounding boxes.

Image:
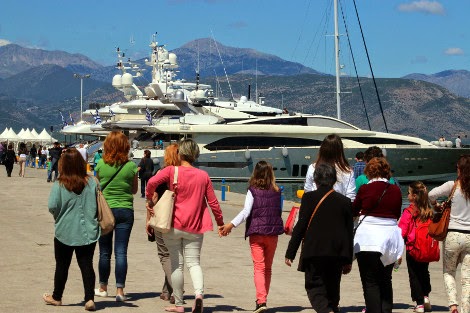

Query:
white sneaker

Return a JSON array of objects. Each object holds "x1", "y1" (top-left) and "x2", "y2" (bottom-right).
[
  {"x1": 94, "y1": 288, "x2": 108, "y2": 297},
  {"x1": 424, "y1": 297, "x2": 432, "y2": 312},
  {"x1": 414, "y1": 305, "x2": 425, "y2": 313}
]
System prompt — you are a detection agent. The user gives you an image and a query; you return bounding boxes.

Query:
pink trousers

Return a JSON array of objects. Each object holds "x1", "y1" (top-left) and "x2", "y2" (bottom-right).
[{"x1": 249, "y1": 234, "x2": 279, "y2": 304}]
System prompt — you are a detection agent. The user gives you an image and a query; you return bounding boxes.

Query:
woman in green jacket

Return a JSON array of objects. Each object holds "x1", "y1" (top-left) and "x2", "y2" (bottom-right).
[{"x1": 43, "y1": 148, "x2": 100, "y2": 311}]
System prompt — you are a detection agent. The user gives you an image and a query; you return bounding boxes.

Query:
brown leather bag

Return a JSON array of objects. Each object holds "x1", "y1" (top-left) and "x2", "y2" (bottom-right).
[{"x1": 428, "y1": 183, "x2": 457, "y2": 241}]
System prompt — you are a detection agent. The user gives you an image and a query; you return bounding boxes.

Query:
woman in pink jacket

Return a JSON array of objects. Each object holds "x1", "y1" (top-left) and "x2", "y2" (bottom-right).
[{"x1": 146, "y1": 139, "x2": 224, "y2": 313}]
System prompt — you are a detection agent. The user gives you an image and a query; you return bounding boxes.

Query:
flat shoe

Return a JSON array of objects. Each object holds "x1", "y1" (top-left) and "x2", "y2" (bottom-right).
[
  {"x1": 116, "y1": 294, "x2": 128, "y2": 302},
  {"x1": 192, "y1": 298, "x2": 203, "y2": 313},
  {"x1": 94, "y1": 288, "x2": 108, "y2": 297},
  {"x1": 85, "y1": 300, "x2": 96, "y2": 311},
  {"x1": 165, "y1": 305, "x2": 185, "y2": 312},
  {"x1": 43, "y1": 293, "x2": 62, "y2": 306}
]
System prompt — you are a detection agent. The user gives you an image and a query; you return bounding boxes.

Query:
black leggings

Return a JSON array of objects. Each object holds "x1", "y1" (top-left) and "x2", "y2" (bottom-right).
[
  {"x1": 52, "y1": 238, "x2": 97, "y2": 302},
  {"x1": 406, "y1": 251, "x2": 430, "y2": 304}
]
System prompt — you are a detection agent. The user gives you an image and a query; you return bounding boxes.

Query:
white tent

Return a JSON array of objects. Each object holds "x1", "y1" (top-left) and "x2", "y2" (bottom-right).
[
  {"x1": 37, "y1": 128, "x2": 56, "y2": 144},
  {"x1": 0, "y1": 127, "x2": 9, "y2": 140},
  {"x1": 2, "y1": 128, "x2": 20, "y2": 141},
  {"x1": 20, "y1": 128, "x2": 37, "y2": 142},
  {"x1": 31, "y1": 128, "x2": 40, "y2": 138},
  {"x1": 17, "y1": 128, "x2": 25, "y2": 139}
]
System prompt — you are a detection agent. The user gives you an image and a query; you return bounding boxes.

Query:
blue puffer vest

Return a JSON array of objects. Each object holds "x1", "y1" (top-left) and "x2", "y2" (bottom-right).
[{"x1": 245, "y1": 187, "x2": 284, "y2": 238}]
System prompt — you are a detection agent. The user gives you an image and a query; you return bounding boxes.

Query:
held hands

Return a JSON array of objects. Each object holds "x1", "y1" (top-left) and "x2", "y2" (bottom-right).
[
  {"x1": 342, "y1": 264, "x2": 352, "y2": 275},
  {"x1": 218, "y1": 223, "x2": 234, "y2": 237}
]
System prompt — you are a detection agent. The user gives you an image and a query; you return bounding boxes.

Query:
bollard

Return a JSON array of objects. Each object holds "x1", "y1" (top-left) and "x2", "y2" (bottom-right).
[
  {"x1": 221, "y1": 178, "x2": 226, "y2": 201},
  {"x1": 280, "y1": 185, "x2": 284, "y2": 211}
]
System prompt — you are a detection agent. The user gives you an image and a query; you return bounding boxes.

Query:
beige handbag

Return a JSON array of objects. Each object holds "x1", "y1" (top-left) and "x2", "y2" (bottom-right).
[
  {"x1": 149, "y1": 166, "x2": 178, "y2": 233},
  {"x1": 94, "y1": 163, "x2": 126, "y2": 236},
  {"x1": 96, "y1": 187, "x2": 115, "y2": 236}
]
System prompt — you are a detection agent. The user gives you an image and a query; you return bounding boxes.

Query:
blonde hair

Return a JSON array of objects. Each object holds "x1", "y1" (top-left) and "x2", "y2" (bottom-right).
[{"x1": 178, "y1": 139, "x2": 199, "y2": 164}]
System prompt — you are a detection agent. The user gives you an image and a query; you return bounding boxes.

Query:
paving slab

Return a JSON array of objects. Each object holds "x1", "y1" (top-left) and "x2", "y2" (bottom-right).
[{"x1": 0, "y1": 165, "x2": 459, "y2": 312}]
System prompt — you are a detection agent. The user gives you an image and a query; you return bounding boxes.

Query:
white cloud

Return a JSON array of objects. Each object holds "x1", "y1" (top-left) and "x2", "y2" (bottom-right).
[
  {"x1": 444, "y1": 48, "x2": 464, "y2": 56},
  {"x1": 398, "y1": 1, "x2": 445, "y2": 15},
  {"x1": 0, "y1": 39, "x2": 12, "y2": 46}
]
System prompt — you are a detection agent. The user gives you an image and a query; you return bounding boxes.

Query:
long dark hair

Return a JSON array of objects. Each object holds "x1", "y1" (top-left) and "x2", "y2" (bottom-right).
[
  {"x1": 315, "y1": 134, "x2": 350, "y2": 173},
  {"x1": 58, "y1": 148, "x2": 89, "y2": 194},
  {"x1": 458, "y1": 155, "x2": 470, "y2": 200}
]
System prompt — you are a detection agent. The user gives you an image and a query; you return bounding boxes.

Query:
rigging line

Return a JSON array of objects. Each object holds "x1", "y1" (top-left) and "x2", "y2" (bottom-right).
[
  {"x1": 291, "y1": 0, "x2": 312, "y2": 61},
  {"x1": 352, "y1": 0, "x2": 388, "y2": 133},
  {"x1": 339, "y1": 0, "x2": 371, "y2": 131},
  {"x1": 210, "y1": 30, "x2": 234, "y2": 100},
  {"x1": 302, "y1": 1, "x2": 329, "y2": 71}
]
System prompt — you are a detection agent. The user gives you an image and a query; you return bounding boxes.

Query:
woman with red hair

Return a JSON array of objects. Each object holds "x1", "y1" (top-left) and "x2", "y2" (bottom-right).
[{"x1": 94, "y1": 131, "x2": 138, "y2": 302}]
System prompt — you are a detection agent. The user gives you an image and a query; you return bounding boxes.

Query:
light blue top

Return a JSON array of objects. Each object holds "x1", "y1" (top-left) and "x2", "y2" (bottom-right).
[{"x1": 48, "y1": 176, "x2": 100, "y2": 246}]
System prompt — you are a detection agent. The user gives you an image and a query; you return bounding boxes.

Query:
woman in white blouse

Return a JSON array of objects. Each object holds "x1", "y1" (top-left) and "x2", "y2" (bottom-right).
[
  {"x1": 304, "y1": 134, "x2": 356, "y2": 201},
  {"x1": 429, "y1": 155, "x2": 470, "y2": 313}
]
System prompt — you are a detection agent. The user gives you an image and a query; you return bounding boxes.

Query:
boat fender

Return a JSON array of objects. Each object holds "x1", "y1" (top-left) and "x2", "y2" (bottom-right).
[
  {"x1": 244, "y1": 149, "x2": 251, "y2": 160},
  {"x1": 381, "y1": 148, "x2": 387, "y2": 157},
  {"x1": 152, "y1": 158, "x2": 160, "y2": 166},
  {"x1": 282, "y1": 146, "x2": 288, "y2": 157}
]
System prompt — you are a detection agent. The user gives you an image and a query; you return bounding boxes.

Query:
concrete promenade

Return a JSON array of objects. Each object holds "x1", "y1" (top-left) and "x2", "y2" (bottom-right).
[{"x1": 0, "y1": 165, "x2": 459, "y2": 313}]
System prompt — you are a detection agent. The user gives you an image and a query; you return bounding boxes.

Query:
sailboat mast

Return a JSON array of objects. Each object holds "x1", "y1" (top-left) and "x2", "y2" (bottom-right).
[{"x1": 334, "y1": 0, "x2": 341, "y2": 120}]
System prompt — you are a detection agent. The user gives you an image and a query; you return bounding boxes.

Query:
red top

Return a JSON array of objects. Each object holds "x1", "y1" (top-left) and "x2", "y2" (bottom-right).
[
  {"x1": 146, "y1": 166, "x2": 224, "y2": 234},
  {"x1": 353, "y1": 181, "x2": 402, "y2": 219}
]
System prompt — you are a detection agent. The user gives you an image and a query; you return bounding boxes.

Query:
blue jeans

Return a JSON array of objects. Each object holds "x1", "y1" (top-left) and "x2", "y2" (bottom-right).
[{"x1": 98, "y1": 208, "x2": 134, "y2": 288}]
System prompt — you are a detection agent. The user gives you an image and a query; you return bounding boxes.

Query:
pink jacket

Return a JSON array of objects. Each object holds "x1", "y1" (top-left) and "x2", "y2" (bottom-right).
[
  {"x1": 398, "y1": 204, "x2": 417, "y2": 251},
  {"x1": 146, "y1": 166, "x2": 224, "y2": 234}
]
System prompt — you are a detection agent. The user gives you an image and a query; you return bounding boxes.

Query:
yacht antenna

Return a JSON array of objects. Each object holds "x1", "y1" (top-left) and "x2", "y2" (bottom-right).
[
  {"x1": 334, "y1": 0, "x2": 341, "y2": 120},
  {"x1": 211, "y1": 30, "x2": 234, "y2": 100}
]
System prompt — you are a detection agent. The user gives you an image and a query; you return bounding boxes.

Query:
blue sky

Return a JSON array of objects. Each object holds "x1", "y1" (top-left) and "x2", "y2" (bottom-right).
[{"x1": 0, "y1": 0, "x2": 468, "y2": 78}]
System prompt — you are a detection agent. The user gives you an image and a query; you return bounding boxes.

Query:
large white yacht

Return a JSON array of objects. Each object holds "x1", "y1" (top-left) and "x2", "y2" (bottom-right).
[{"x1": 64, "y1": 27, "x2": 467, "y2": 183}]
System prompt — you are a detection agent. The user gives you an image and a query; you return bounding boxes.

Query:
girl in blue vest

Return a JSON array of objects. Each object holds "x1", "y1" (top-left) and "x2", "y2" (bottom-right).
[
  {"x1": 398, "y1": 181, "x2": 434, "y2": 313},
  {"x1": 219, "y1": 161, "x2": 284, "y2": 313}
]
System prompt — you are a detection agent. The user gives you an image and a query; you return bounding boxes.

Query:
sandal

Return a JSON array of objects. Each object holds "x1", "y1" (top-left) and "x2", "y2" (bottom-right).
[
  {"x1": 165, "y1": 305, "x2": 185, "y2": 313},
  {"x1": 43, "y1": 293, "x2": 62, "y2": 306}
]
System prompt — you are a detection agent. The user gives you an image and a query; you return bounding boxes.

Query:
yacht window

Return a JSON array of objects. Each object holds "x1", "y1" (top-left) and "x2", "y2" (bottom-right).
[
  {"x1": 301, "y1": 165, "x2": 309, "y2": 176},
  {"x1": 292, "y1": 164, "x2": 300, "y2": 177},
  {"x1": 204, "y1": 137, "x2": 323, "y2": 151},
  {"x1": 342, "y1": 137, "x2": 420, "y2": 145}
]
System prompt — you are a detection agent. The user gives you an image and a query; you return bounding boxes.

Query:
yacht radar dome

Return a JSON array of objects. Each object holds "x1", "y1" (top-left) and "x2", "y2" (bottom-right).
[
  {"x1": 121, "y1": 73, "x2": 133, "y2": 87},
  {"x1": 112, "y1": 75, "x2": 122, "y2": 88}
]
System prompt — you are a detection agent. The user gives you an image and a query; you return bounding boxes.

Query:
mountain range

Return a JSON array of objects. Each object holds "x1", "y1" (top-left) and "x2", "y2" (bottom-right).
[{"x1": 0, "y1": 40, "x2": 468, "y2": 142}]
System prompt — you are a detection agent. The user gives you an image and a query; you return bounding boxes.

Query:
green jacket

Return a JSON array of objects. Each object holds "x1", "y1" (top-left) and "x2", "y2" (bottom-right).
[{"x1": 48, "y1": 176, "x2": 100, "y2": 246}]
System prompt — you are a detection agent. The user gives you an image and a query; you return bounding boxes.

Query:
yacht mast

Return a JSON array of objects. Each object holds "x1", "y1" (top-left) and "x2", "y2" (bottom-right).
[{"x1": 334, "y1": 0, "x2": 341, "y2": 120}]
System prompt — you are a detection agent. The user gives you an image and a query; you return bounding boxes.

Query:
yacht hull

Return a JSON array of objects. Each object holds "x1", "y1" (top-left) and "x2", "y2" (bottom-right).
[{"x1": 134, "y1": 145, "x2": 468, "y2": 183}]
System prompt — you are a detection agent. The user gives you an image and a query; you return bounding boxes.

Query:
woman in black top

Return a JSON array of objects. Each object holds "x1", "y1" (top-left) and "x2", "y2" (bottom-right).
[
  {"x1": 137, "y1": 149, "x2": 154, "y2": 198},
  {"x1": 4, "y1": 144, "x2": 17, "y2": 177},
  {"x1": 285, "y1": 163, "x2": 353, "y2": 313}
]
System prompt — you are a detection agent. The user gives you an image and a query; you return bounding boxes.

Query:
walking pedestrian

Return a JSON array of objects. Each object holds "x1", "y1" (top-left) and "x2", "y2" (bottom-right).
[
  {"x1": 43, "y1": 148, "x2": 100, "y2": 311},
  {"x1": 219, "y1": 161, "x2": 284, "y2": 313}
]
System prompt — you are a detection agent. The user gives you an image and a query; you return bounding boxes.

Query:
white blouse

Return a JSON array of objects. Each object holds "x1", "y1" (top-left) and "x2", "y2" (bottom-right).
[{"x1": 304, "y1": 163, "x2": 356, "y2": 201}]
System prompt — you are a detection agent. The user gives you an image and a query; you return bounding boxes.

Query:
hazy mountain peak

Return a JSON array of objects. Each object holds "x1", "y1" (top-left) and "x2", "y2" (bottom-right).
[{"x1": 0, "y1": 39, "x2": 12, "y2": 46}]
